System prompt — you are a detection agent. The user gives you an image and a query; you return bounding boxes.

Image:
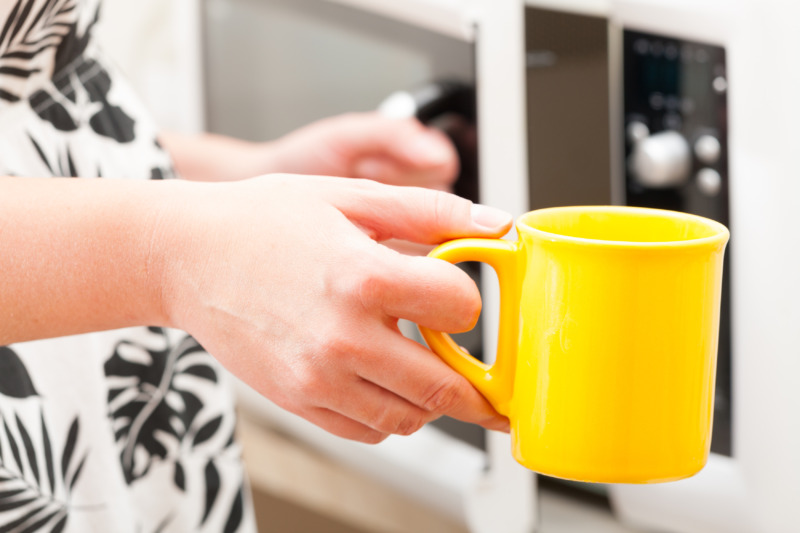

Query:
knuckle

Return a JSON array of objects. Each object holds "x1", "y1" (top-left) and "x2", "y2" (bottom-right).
[
  {"x1": 354, "y1": 267, "x2": 388, "y2": 313},
  {"x1": 371, "y1": 409, "x2": 425, "y2": 436},
  {"x1": 455, "y1": 286, "x2": 482, "y2": 331},
  {"x1": 292, "y1": 338, "x2": 355, "y2": 391},
  {"x1": 430, "y1": 189, "x2": 457, "y2": 229},
  {"x1": 397, "y1": 414, "x2": 428, "y2": 436},
  {"x1": 291, "y1": 364, "x2": 328, "y2": 394},
  {"x1": 421, "y1": 374, "x2": 467, "y2": 414},
  {"x1": 426, "y1": 189, "x2": 466, "y2": 236},
  {"x1": 358, "y1": 430, "x2": 389, "y2": 445},
  {"x1": 313, "y1": 317, "x2": 361, "y2": 362},
  {"x1": 433, "y1": 279, "x2": 479, "y2": 330}
]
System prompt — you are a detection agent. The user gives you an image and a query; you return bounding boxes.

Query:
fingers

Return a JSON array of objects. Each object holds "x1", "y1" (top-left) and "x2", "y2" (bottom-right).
[
  {"x1": 319, "y1": 375, "x2": 440, "y2": 437},
  {"x1": 334, "y1": 113, "x2": 459, "y2": 189},
  {"x1": 300, "y1": 407, "x2": 390, "y2": 444},
  {"x1": 354, "y1": 250, "x2": 482, "y2": 333},
  {"x1": 352, "y1": 155, "x2": 454, "y2": 191},
  {"x1": 303, "y1": 180, "x2": 504, "y2": 332},
  {"x1": 295, "y1": 329, "x2": 508, "y2": 441},
  {"x1": 329, "y1": 113, "x2": 457, "y2": 169},
  {"x1": 391, "y1": 118, "x2": 457, "y2": 171},
  {"x1": 325, "y1": 179, "x2": 513, "y2": 244},
  {"x1": 355, "y1": 330, "x2": 509, "y2": 432}
]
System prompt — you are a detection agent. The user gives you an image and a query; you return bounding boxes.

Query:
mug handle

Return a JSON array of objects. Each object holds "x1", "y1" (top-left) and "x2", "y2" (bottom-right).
[{"x1": 418, "y1": 237, "x2": 522, "y2": 417}]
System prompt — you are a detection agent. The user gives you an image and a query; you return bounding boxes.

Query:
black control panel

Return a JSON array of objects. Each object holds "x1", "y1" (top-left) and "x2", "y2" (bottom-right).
[{"x1": 623, "y1": 30, "x2": 732, "y2": 456}]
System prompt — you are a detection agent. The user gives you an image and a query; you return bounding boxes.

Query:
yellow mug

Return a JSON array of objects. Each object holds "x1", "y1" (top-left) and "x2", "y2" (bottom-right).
[{"x1": 419, "y1": 206, "x2": 729, "y2": 484}]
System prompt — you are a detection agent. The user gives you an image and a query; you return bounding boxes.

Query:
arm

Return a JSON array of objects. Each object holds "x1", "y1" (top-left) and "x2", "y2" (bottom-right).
[
  {"x1": 157, "y1": 132, "x2": 274, "y2": 182},
  {"x1": 0, "y1": 175, "x2": 511, "y2": 441},
  {"x1": 160, "y1": 112, "x2": 459, "y2": 190},
  {"x1": 0, "y1": 176, "x2": 169, "y2": 342}
]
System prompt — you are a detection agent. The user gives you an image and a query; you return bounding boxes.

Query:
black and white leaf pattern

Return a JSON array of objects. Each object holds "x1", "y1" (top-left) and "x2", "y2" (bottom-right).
[
  {"x1": 3, "y1": 418, "x2": 23, "y2": 476},
  {"x1": 27, "y1": 131, "x2": 78, "y2": 176},
  {"x1": 193, "y1": 415, "x2": 223, "y2": 448},
  {"x1": 0, "y1": 0, "x2": 78, "y2": 103},
  {"x1": 0, "y1": 0, "x2": 138, "y2": 142},
  {"x1": 202, "y1": 459, "x2": 220, "y2": 527},
  {"x1": 1, "y1": 0, "x2": 250, "y2": 528},
  {"x1": 173, "y1": 461, "x2": 185, "y2": 492},
  {"x1": 39, "y1": 413, "x2": 55, "y2": 496},
  {"x1": 0, "y1": 346, "x2": 38, "y2": 398},
  {"x1": 224, "y1": 486, "x2": 244, "y2": 533},
  {"x1": 0, "y1": 410, "x2": 89, "y2": 532},
  {"x1": 51, "y1": 0, "x2": 94, "y2": 77},
  {"x1": 0, "y1": 355, "x2": 88, "y2": 532},
  {"x1": 88, "y1": 103, "x2": 135, "y2": 142},
  {"x1": 29, "y1": 88, "x2": 78, "y2": 131},
  {"x1": 30, "y1": 54, "x2": 138, "y2": 141},
  {"x1": 104, "y1": 329, "x2": 249, "y2": 530},
  {"x1": 15, "y1": 414, "x2": 39, "y2": 486},
  {"x1": 60, "y1": 417, "x2": 77, "y2": 482},
  {"x1": 50, "y1": 514, "x2": 68, "y2": 533},
  {"x1": 151, "y1": 513, "x2": 175, "y2": 533},
  {"x1": 105, "y1": 330, "x2": 220, "y2": 485}
]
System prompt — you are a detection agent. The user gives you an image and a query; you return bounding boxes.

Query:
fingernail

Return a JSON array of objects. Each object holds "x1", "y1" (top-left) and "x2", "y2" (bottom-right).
[
  {"x1": 407, "y1": 135, "x2": 452, "y2": 165},
  {"x1": 471, "y1": 204, "x2": 513, "y2": 230}
]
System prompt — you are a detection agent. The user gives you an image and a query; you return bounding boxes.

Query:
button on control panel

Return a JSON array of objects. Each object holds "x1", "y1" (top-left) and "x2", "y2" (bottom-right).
[{"x1": 695, "y1": 134, "x2": 722, "y2": 165}]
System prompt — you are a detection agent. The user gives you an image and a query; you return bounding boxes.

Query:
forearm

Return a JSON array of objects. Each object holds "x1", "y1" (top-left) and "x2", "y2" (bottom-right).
[
  {"x1": 0, "y1": 176, "x2": 174, "y2": 344},
  {"x1": 159, "y1": 113, "x2": 459, "y2": 192},
  {"x1": 0, "y1": 173, "x2": 512, "y2": 439},
  {"x1": 159, "y1": 131, "x2": 277, "y2": 182}
]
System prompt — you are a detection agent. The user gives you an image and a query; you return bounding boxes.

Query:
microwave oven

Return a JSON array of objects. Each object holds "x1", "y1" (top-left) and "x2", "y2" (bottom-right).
[{"x1": 201, "y1": 0, "x2": 800, "y2": 532}]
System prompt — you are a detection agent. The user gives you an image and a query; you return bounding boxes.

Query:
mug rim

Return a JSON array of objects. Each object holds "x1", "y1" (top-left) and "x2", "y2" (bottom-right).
[{"x1": 516, "y1": 205, "x2": 730, "y2": 249}]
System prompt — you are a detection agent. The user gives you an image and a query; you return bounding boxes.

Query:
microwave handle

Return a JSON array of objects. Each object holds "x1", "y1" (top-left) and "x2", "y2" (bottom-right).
[{"x1": 379, "y1": 80, "x2": 474, "y2": 122}]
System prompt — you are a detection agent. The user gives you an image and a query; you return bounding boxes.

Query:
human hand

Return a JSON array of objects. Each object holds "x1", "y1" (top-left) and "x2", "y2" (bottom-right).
[
  {"x1": 162, "y1": 112, "x2": 457, "y2": 190},
  {"x1": 152, "y1": 175, "x2": 511, "y2": 443},
  {"x1": 267, "y1": 112, "x2": 459, "y2": 190}
]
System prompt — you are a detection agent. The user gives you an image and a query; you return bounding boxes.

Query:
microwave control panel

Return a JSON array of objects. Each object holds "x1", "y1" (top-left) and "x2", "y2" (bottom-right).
[{"x1": 623, "y1": 30, "x2": 728, "y2": 220}]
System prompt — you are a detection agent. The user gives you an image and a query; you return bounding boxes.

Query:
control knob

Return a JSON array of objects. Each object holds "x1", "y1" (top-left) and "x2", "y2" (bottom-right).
[
  {"x1": 694, "y1": 134, "x2": 721, "y2": 165},
  {"x1": 628, "y1": 130, "x2": 691, "y2": 188}
]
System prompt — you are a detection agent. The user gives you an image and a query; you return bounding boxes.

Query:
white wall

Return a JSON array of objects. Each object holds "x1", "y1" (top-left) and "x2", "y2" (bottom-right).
[{"x1": 726, "y1": 1, "x2": 800, "y2": 531}]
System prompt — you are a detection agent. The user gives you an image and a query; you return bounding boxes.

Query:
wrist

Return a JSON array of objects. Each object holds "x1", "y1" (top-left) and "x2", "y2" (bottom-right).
[
  {"x1": 89, "y1": 177, "x2": 185, "y2": 331},
  {"x1": 143, "y1": 178, "x2": 207, "y2": 330}
]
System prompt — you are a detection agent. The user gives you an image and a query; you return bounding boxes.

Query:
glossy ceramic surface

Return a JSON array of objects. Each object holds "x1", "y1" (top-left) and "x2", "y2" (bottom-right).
[{"x1": 419, "y1": 206, "x2": 729, "y2": 483}]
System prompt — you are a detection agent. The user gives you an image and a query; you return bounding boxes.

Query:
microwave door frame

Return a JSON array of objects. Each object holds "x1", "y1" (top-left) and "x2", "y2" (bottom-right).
[{"x1": 324, "y1": 0, "x2": 477, "y2": 41}]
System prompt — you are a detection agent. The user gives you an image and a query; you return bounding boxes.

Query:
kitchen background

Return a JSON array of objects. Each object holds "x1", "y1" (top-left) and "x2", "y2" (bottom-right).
[{"x1": 97, "y1": 1, "x2": 800, "y2": 532}]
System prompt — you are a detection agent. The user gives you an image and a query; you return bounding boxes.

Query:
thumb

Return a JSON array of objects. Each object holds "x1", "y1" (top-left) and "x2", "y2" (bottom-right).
[{"x1": 329, "y1": 180, "x2": 513, "y2": 244}]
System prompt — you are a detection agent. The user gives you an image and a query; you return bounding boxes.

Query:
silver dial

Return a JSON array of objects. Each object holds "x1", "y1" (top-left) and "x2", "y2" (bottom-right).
[
  {"x1": 694, "y1": 134, "x2": 722, "y2": 165},
  {"x1": 696, "y1": 168, "x2": 723, "y2": 196},
  {"x1": 629, "y1": 130, "x2": 692, "y2": 188}
]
